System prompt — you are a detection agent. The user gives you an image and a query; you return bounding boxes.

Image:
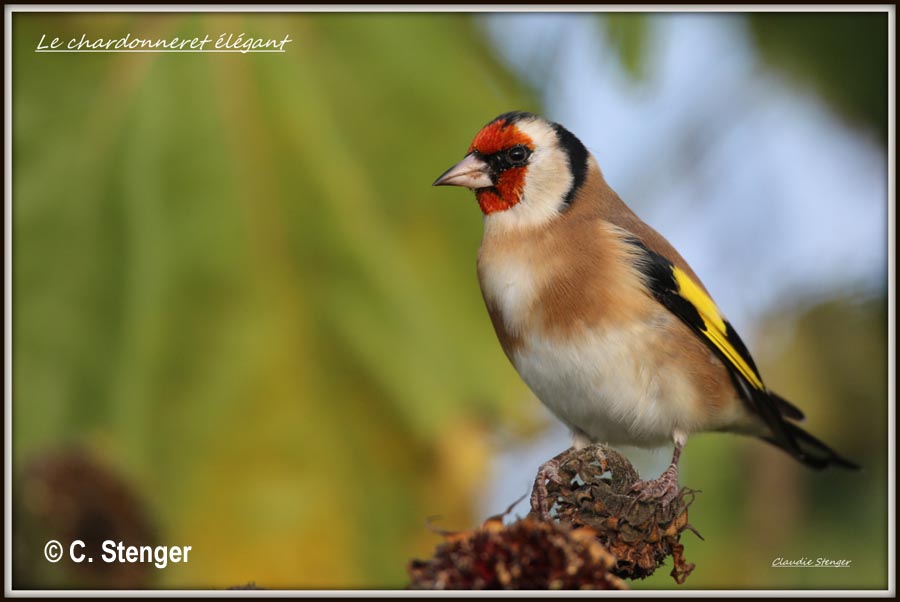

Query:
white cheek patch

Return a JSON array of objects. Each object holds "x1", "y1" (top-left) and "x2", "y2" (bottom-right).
[{"x1": 483, "y1": 119, "x2": 575, "y2": 235}]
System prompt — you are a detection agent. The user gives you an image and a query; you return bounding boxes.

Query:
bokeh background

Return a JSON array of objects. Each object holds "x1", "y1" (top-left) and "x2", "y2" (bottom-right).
[{"x1": 11, "y1": 10, "x2": 890, "y2": 590}]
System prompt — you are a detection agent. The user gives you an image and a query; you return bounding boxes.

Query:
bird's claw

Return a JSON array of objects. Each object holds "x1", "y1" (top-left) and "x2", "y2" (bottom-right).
[
  {"x1": 530, "y1": 449, "x2": 573, "y2": 521},
  {"x1": 629, "y1": 464, "x2": 681, "y2": 510}
]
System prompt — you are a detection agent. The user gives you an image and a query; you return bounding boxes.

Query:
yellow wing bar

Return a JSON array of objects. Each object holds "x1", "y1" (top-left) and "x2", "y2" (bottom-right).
[{"x1": 672, "y1": 267, "x2": 765, "y2": 390}]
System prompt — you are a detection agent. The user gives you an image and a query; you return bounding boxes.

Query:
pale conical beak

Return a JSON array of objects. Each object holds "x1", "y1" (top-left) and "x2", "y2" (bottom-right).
[{"x1": 432, "y1": 153, "x2": 494, "y2": 189}]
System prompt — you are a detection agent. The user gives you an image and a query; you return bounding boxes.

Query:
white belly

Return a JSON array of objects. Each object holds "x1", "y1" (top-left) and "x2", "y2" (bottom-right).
[
  {"x1": 478, "y1": 235, "x2": 702, "y2": 448},
  {"x1": 512, "y1": 325, "x2": 699, "y2": 448}
]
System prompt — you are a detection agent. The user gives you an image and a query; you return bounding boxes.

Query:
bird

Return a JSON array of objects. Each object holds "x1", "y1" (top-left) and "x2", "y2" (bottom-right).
[{"x1": 433, "y1": 111, "x2": 859, "y2": 519}]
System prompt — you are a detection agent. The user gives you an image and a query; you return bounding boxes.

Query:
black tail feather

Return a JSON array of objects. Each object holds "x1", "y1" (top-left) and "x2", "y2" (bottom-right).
[
  {"x1": 762, "y1": 421, "x2": 860, "y2": 470},
  {"x1": 771, "y1": 392, "x2": 805, "y2": 422}
]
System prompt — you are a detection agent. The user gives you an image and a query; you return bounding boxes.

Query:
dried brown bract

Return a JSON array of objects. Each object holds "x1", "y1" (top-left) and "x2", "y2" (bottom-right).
[
  {"x1": 13, "y1": 447, "x2": 157, "y2": 589},
  {"x1": 408, "y1": 515, "x2": 627, "y2": 590}
]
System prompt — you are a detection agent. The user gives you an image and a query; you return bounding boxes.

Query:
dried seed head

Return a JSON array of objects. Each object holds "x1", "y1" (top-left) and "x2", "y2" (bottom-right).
[
  {"x1": 540, "y1": 445, "x2": 699, "y2": 583},
  {"x1": 408, "y1": 517, "x2": 627, "y2": 590},
  {"x1": 409, "y1": 445, "x2": 700, "y2": 589}
]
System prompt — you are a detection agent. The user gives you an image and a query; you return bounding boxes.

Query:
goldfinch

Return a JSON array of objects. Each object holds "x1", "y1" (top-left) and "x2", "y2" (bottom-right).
[{"x1": 434, "y1": 111, "x2": 859, "y2": 518}]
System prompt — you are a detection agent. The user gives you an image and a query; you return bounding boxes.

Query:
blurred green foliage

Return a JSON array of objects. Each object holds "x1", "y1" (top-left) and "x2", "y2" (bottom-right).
[
  {"x1": 601, "y1": 14, "x2": 650, "y2": 78},
  {"x1": 597, "y1": 12, "x2": 888, "y2": 143},
  {"x1": 12, "y1": 10, "x2": 889, "y2": 591},
  {"x1": 13, "y1": 12, "x2": 537, "y2": 588},
  {"x1": 749, "y1": 13, "x2": 888, "y2": 143}
]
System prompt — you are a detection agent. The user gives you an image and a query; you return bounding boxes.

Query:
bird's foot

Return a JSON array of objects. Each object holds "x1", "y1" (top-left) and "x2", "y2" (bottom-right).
[
  {"x1": 629, "y1": 463, "x2": 681, "y2": 510},
  {"x1": 530, "y1": 448, "x2": 575, "y2": 521}
]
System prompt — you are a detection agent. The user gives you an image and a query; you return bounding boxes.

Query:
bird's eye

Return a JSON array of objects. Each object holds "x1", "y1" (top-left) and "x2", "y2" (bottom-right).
[{"x1": 506, "y1": 145, "x2": 530, "y2": 165}]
